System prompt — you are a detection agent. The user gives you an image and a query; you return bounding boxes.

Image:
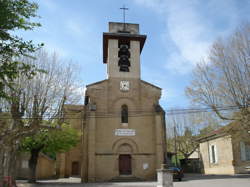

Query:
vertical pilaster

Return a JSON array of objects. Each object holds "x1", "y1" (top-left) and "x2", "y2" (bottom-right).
[
  {"x1": 65, "y1": 152, "x2": 70, "y2": 177},
  {"x1": 56, "y1": 153, "x2": 66, "y2": 178},
  {"x1": 87, "y1": 111, "x2": 96, "y2": 182},
  {"x1": 81, "y1": 109, "x2": 88, "y2": 182},
  {"x1": 155, "y1": 114, "x2": 164, "y2": 169}
]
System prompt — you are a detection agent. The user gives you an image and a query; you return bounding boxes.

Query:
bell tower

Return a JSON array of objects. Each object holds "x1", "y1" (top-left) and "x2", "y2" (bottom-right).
[
  {"x1": 60, "y1": 21, "x2": 166, "y2": 182},
  {"x1": 103, "y1": 22, "x2": 146, "y2": 79}
]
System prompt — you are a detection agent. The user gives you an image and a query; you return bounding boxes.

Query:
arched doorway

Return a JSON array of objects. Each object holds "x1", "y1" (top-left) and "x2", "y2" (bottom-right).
[
  {"x1": 113, "y1": 139, "x2": 138, "y2": 176},
  {"x1": 117, "y1": 143, "x2": 133, "y2": 175},
  {"x1": 119, "y1": 154, "x2": 131, "y2": 175}
]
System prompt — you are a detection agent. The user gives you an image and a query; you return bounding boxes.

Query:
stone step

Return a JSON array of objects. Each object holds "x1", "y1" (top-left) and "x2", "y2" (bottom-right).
[{"x1": 109, "y1": 176, "x2": 144, "y2": 182}]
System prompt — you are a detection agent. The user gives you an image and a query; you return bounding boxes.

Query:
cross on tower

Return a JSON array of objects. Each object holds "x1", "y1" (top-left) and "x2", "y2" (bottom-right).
[{"x1": 120, "y1": 5, "x2": 129, "y2": 31}]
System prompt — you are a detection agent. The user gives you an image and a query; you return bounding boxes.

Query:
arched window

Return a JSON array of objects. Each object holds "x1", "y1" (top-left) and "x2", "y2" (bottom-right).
[{"x1": 121, "y1": 105, "x2": 128, "y2": 123}]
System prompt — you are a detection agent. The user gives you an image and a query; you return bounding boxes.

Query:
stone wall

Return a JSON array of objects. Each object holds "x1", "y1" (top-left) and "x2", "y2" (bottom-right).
[{"x1": 16, "y1": 153, "x2": 55, "y2": 179}]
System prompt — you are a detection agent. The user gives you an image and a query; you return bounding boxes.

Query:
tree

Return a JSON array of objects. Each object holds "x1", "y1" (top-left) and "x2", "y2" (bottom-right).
[
  {"x1": 0, "y1": 50, "x2": 82, "y2": 184},
  {"x1": 0, "y1": 1, "x2": 43, "y2": 184},
  {"x1": 20, "y1": 123, "x2": 79, "y2": 183},
  {"x1": 166, "y1": 108, "x2": 224, "y2": 168},
  {"x1": 0, "y1": 0, "x2": 42, "y2": 99},
  {"x1": 186, "y1": 23, "x2": 250, "y2": 136},
  {"x1": 166, "y1": 112, "x2": 200, "y2": 164}
]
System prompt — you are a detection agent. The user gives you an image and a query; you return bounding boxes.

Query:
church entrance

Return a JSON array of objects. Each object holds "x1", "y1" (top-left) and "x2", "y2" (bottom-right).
[{"x1": 119, "y1": 154, "x2": 132, "y2": 175}]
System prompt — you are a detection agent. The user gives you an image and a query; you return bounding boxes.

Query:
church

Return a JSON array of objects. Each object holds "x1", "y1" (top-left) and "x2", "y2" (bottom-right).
[{"x1": 56, "y1": 22, "x2": 167, "y2": 182}]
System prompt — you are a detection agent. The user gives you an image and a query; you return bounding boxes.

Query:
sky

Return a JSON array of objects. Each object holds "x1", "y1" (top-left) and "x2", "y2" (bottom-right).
[{"x1": 19, "y1": 0, "x2": 250, "y2": 110}]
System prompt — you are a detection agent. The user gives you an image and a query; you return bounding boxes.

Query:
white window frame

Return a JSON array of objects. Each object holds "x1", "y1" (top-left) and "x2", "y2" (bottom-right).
[{"x1": 209, "y1": 144, "x2": 218, "y2": 164}]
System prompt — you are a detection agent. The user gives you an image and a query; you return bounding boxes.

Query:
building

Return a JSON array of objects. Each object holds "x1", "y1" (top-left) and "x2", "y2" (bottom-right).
[
  {"x1": 16, "y1": 153, "x2": 55, "y2": 179},
  {"x1": 198, "y1": 123, "x2": 250, "y2": 174},
  {"x1": 57, "y1": 22, "x2": 167, "y2": 182},
  {"x1": 0, "y1": 113, "x2": 56, "y2": 180}
]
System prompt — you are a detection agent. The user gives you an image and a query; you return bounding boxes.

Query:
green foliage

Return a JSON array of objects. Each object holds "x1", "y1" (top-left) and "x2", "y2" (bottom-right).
[
  {"x1": 20, "y1": 123, "x2": 80, "y2": 155},
  {"x1": 171, "y1": 154, "x2": 183, "y2": 167},
  {"x1": 0, "y1": 0, "x2": 43, "y2": 99},
  {"x1": 0, "y1": 0, "x2": 40, "y2": 30}
]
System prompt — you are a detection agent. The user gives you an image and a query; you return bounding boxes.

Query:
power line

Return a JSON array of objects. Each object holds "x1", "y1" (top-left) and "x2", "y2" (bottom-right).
[{"x1": 0, "y1": 104, "x2": 244, "y2": 120}]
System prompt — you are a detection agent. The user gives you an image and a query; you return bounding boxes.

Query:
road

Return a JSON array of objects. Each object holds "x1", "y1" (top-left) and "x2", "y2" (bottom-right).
[
  {"x1": 17, "y1": 174, "x2": 250, "y2": 187},
  {"x1": 175, "y1": 174, "x2": 250, "y2": 187}
]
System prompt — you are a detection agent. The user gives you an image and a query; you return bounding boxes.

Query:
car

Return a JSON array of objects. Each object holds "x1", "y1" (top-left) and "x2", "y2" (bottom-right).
[{"x1": 168, "y1": 167, "x2": 184, "y2": 181}]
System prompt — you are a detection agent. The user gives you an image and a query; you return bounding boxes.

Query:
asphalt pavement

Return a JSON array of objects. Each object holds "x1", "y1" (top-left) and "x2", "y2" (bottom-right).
[{"x1": 17, "y1": 174, "x2": 250, "y2": 187}]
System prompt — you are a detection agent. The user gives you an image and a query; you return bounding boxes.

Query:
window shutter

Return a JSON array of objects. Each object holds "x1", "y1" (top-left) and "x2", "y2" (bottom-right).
[
  {"x1": 240, "y1": 142, "x2": 246, "y2": 161},
  {"x1": 209, "y1": 145, "x2": 213, "y2": 163}
]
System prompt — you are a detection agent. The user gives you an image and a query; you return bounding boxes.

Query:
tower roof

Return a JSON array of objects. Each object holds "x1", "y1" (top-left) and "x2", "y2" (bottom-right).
[{"x1": 102, "y1": 22, "x2": 146, "y2": 64}]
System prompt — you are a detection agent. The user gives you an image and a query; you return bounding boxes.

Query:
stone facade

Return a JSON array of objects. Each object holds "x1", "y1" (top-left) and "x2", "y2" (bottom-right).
[
  {"x1": 199, "y1": 129, "x2": 250, "y2": 174},
  {"x1": 57, "y1": 22, "x2": 166, "y2": 182}
]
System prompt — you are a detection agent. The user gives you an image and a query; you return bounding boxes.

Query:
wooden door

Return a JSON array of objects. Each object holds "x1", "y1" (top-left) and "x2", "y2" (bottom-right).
[
  {"x1": 71, "y1": 161, "x2": 79, "y2": 176},
  {"x1": 119, "y1": 154, "x2": 131, "y2": 175}
]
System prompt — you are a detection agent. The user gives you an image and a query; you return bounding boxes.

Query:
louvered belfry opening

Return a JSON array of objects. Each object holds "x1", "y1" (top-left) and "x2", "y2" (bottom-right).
[{"x1": 118, "y1": 40, "x2": 130, "y2": 72}]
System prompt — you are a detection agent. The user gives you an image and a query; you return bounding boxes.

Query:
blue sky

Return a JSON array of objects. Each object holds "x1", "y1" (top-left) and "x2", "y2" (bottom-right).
[{"x1": 19, "y1": 0, "x2": 250, "y2": 110}]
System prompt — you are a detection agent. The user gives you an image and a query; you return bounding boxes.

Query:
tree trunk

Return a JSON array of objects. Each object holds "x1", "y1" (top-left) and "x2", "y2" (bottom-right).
[
  {"x1": 0, "y1": 145, "x2": 18, "y2": 187},
  {"x1": 28, "y1": 149, "x2": 40, "y2": 183},
  {"x1": 9, "y1": 147, "x2": 17, "y2": 185},
  {"x1": 184, "y1": 155, "x2": 189, "y2": 165},
  {"x1": 0, "y1": 147, "x2": 5, "y2": 187}
]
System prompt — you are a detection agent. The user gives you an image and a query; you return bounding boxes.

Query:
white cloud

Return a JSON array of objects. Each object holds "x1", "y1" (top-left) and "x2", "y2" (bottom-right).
[
  {"x1": 133, "y1": 0, "x2": 240, "y2": 74},
  {"x1": 165, "y1": 52, "x2": 193, "y2": 74},
  {"x1": 165, "y1": 1, "x2": 211, "y2": 73}
]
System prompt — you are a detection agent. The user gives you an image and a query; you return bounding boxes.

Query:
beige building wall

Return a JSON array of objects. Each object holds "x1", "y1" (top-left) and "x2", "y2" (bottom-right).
[
  {"x1": 200, "y1": 130, "x2": 250, "y2": 175},
  {"x1": 36, "y1": 154, "x2": 56, "y2": 179},
  {"x1": 16, "y1": 153, "x2": 55, "y2": 179},
  {"x1": 200, "y1": 135, "x2": 235, "y2": 174},
  {"x1": 56, "y1": 105, "x2": 84, "y2": 178},
  {"x1": 83, "y1": 78, "x2": 165, "y2": 182},
  {"x1": 107, "y1": 40, "x2": 141, "y2": 79}
]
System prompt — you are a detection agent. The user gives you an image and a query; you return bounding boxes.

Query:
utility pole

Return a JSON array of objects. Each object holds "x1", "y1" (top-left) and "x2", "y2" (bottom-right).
[{"x1": 174, "y1": 125, "x2": 178, "y2": 167}]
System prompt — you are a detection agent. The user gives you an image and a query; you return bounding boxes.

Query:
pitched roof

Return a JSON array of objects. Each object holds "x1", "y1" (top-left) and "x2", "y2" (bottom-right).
[
  {"x1": 197, "y1": 123, "x2": 236, "y2": 142},
  {"x1": 141, "y1": 80, "x2": 161, "y2": 90},
  {"x1": 86, "y1": 79, "x2": 107, "y2": 87}
]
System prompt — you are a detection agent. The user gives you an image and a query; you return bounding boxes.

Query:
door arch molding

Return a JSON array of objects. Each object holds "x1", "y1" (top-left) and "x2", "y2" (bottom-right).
[{"x1": 112, "y1": 138, "x2": 139, "y2": 154}]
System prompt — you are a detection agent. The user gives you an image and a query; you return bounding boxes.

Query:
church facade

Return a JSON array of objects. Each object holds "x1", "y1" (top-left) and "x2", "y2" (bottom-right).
[{"x1": 57, "y1": 22, "x2": 167, "y2": 182}]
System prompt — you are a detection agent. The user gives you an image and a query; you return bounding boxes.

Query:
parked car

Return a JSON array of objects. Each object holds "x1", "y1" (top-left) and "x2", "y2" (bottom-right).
[{"x1": 168, "y1": 167, "x2": 184, "y2": 181}]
